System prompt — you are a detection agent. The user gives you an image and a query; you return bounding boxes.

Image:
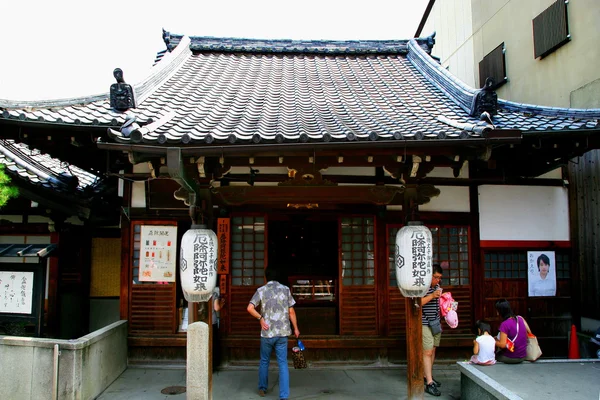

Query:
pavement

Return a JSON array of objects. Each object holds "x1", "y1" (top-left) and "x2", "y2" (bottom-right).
[
  {"x1": 97, "y1": 359, "x2": 600, "y2": 400},
  {"x1": 459, "y1": 359, "x2": 600, "y2": 400},
  {"x1": 96, "y1": 363, "x2": 462, "y2": 400}
]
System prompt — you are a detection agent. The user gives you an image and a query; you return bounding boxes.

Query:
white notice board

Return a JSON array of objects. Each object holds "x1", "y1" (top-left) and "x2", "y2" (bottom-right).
[
  {"x1": 140, "y1": 225, "x2": 178, "y2": 282},
  {"x1": 0, "y1": 271, "x2": 34, "y2": 314}
]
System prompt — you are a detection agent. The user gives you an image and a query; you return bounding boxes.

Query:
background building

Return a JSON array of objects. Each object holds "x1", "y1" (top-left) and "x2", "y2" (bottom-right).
[{"x1": 418, "y1": 0, "x2": 600, "y2": 332}]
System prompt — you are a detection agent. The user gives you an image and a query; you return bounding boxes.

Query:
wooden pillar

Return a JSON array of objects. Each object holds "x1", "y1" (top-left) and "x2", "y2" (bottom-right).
[
  {"x1": 405, "y1": 297, "x2": 424, "y2": 399},
  {"x1": 403, "y1": 192, "x2": 424, "y2": 399},
  {"x1": 47, "y1": 232, "x2": 60, "y2": 337}
]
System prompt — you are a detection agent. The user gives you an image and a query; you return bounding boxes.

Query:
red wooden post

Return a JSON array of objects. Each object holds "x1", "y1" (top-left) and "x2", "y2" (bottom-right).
[{"x1": 406, "y1": 297, "x2": 424, "y2": 399}]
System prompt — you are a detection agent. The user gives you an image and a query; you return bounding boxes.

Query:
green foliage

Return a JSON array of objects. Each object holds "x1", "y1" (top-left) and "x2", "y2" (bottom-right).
[{"x1": 0, "y1": 164, "x2": 19, "y2": 207}]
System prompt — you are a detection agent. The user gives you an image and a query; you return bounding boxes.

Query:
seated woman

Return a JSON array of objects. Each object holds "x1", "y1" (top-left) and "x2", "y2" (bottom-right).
[
  {"x1": 494, "y1": 299, "x2": 532, "y2": 364},
  {"x1": 470, "y1": 320, "x2": 496, "y2": 365}
]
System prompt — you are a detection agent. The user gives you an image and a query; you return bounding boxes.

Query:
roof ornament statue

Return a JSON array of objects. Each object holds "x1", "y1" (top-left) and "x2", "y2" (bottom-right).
[
  {"x1": 425, "y1": 32, "x2": 436, "y2": 52},
  {"x1": 470, "y1": 77, "x2": 498, "y2": 118},
  {"x1": 110, "y1": 68, "x2": 136, "y2": 111}
]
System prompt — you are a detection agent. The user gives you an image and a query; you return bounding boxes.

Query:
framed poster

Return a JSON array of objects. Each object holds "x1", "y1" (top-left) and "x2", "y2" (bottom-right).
[
  {"x1": 527, "y1": 251, "x2": 556, "y2": 297},
  {"x1": 140, "y1": 225, "x2": 178, "y2": 282}
]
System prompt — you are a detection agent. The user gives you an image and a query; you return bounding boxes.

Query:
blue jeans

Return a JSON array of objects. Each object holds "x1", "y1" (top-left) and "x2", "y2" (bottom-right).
[{"x1": 259, "y1": 336, "x2": 289, "y2": 399}]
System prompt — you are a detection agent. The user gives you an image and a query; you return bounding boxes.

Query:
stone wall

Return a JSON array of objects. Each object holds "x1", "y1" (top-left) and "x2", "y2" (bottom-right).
[{"x1": 0, "y1": 320, "x2": 127, "y2": 400}]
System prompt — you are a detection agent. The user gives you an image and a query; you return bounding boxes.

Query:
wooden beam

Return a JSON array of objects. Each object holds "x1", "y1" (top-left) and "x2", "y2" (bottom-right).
[
  {"x1": 126, "y1": 334, "x2": 475, "y2": 349},
  {"x1": 213, "y1": 185, "x2": 403, "y2": 206}
]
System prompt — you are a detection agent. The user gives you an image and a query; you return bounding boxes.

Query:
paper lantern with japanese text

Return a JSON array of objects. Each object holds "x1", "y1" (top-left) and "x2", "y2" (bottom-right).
[
  {"x1": 395, "y1": 222, "x2": 433, "y2": 297},
  {"x1": 180, "y1": 224, "x2": 218, "y2": 302}
]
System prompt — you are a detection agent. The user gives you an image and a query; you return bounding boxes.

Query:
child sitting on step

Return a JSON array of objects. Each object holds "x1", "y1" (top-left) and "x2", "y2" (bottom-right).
[{"x1": 470, "y1": 320, "x2": 496, "y2": 365}]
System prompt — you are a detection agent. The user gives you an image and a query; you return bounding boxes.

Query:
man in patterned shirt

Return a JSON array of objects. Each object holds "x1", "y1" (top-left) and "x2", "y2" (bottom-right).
[{"x1": 247, "y1": 267, "x2": 300, "y2": 400}]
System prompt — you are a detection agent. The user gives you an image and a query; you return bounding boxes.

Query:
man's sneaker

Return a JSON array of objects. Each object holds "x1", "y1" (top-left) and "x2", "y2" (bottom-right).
[
  {"x1": 425, "y1": 382, "x2": 441, "y2": 396},
  {"x1": 424, "y1": 377, "x2": 442, "y2": 387},
  {"x1": 258, "y1": 389, "x2": 266, "y2": 397}
]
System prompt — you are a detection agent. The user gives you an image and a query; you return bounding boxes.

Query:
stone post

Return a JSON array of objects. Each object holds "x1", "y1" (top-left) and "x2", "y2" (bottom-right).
[{"x1": 187, "y1": 322, "x2": 211, "y2": 400}]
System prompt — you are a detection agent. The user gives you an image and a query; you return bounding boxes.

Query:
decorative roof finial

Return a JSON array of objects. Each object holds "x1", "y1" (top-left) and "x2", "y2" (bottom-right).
[
  {"x1": 426, "y1": 32, "x2": 436, "y2": 51},
  {"x1": 470, "y1": 77, "x2": 497, "y2": 118},
  {"x1": 110, "y1": 68, "x2": 136, "y2": 111}
]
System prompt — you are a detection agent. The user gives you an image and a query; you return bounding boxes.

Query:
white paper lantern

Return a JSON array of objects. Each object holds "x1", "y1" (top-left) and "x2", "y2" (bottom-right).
[
  {"x1": 180, "y1": 224, "x2": 218, "y2": 302},
  {"x1": 395, "y1": 221, "x2": 433, "y2": 297}
]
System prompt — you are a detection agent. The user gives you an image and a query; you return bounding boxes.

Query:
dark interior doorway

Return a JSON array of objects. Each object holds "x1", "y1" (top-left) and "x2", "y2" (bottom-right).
[
  {"x1": 268, "y1": 215, "x2": 337, "y2": 278},
  {"x1": 268, "y1": 215, "x2": 339, "y2": 335}
]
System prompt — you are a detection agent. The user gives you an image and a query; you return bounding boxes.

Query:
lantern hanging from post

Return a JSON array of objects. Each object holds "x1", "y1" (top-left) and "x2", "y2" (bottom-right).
[
  {"x1": 395, "y1": 221, "x2": 433, "y2": 297},
  {"x1": 180, "y1": 224, "x2": 218, "y2": 302}
]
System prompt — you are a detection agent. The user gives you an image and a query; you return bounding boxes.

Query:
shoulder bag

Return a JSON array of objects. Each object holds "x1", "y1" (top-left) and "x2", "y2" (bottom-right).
[
  {"x1": 428, "y1": 317, "x2": 442, "y2": 335},
  {"x1": 427, "y1": 292, "x2": 442, "y2": 335},
  {"x1": 521, "y1": 317, "x2": 542, "y2": 361},
  {"x1": 505, "y1": 317, "x2": 519, "y2": 352}
]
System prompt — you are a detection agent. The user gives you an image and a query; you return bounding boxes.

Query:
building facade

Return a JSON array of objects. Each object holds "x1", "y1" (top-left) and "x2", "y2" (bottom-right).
[
  {"x1": 419, "y1": 0, "x2": 600, "y2": 331},
  {"x1": 1, "y1": 29, "x2": 599, "y2": 364}
]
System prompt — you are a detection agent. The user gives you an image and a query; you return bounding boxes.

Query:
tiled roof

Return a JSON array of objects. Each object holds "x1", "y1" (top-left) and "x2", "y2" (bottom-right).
[
  {"x1": 1, "y1": 33, "x2": 599, "y2": 147},
  {"x1": 0, "y1": 139, "x2": 100, "y2": 194}
]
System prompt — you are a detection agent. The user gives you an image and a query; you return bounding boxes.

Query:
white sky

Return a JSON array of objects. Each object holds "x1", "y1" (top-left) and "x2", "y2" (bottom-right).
[{"x1": 0, "y1": 0, "x2": 429, "y2": 101}]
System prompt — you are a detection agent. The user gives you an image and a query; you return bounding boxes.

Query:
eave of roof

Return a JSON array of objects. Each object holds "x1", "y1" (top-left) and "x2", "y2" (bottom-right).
[
  {"x1": 0, "y1": 139, "x2": 99, "y2": 192},
  {"x1": 0, "y1": 243, "x2": 57, "y2": 258}
]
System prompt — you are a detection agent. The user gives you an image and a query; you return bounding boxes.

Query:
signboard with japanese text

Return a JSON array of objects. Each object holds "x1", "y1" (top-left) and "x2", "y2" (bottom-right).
[
  {"x1": 220, "y1": 274, "x2": 227, "y2": 295},
  {"x1": 140, "y1": 225, "x2": 178, "y2": 282},
  {"x1": 217, "y1": 218, "x2": 230, "y2": 274},
  {"x1": 0, "y1": 271, "x2": 34, "y2": 314}
]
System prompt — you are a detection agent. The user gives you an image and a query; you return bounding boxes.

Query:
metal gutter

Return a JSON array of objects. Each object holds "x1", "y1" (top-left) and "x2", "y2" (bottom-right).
[{"x1": 97, "y1": 134, "x2": 522, "y2": 157}]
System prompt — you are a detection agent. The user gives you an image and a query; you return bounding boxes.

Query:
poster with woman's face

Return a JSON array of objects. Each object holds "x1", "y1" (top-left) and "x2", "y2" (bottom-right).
[{"x1": 527, "y1": 251, "x2": 556, "y2": 297}]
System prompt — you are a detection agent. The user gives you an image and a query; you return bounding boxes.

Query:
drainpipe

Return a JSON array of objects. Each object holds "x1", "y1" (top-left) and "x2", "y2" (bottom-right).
[
  {"x1": 166, "y1": 147, "x2": 198, "y2": 222},
  {"x1": 52, "y1": 344, "x2": 60, "y2": 400}
]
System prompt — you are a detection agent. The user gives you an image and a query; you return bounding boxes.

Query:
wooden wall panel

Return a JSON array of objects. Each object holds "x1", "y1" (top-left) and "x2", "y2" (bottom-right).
[
  {"x1": 482, "y1": 278, "x2": 571, "y2": 357},
  {"x1": 569, "y1": 149, "x2": 600, "y2": 320},
  {"x1": 229, "y1": 286, "x2": 259, "y2": 335},
  {"x1": 340, "y1": 286, "x2": 377, "y2": 335},
  {"x1": 130, "y1": 284, "x2": 176, "y2": 334},
  {"x1": 446, "y1": 286, "x2": 472, "y2": 336},
  {"x1": 388, "y1": 290, "x2": 406, "y2": 336}
]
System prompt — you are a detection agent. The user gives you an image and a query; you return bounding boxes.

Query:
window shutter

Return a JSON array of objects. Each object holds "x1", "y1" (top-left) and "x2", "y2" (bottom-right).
[
  {"x1": 533, "y1": 0, "x2": 570, "y2": 59},
  {"x1": 478, "y1": 43, "x2": 507, "y2": 90}
]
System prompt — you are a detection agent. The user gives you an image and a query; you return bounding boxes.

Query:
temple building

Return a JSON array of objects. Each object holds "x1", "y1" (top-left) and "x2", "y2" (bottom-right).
[{"x1": 1, "y1": 29, "x2": 599, "y2": 364}]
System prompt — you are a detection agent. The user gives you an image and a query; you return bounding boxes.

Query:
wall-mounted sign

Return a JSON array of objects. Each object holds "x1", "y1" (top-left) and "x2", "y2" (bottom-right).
[
  {"x1": 0, "y1": 271, "x2": 34, "y2": 314},
  {"x1": 528, "y1": 251, "x2": 556, "y2": 297},
  {"x1": 217, "y1": 218, "x2": 230, "y2": 274},
  {"x1": 140, "y1": 225, "x2": 178, "y2": 282},
  {"x1": 395, "y1": 222, "x2": 433, "y2": 298}
]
